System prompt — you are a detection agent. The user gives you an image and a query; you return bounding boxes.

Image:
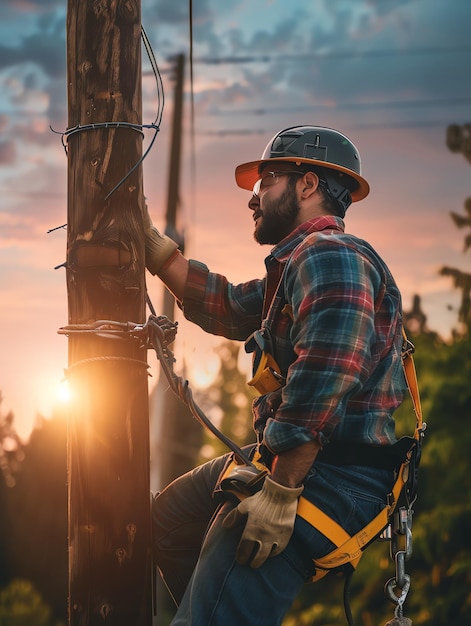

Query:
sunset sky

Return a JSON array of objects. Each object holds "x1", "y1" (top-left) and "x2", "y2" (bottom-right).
[{"x1": 1, "y1": 0, "x2": 470, "y2": 440}]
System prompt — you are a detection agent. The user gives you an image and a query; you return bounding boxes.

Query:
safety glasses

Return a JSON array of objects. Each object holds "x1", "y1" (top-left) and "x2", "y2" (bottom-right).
[{"x1": 252, "y1": 170, "x2": 304, "y2": 196}]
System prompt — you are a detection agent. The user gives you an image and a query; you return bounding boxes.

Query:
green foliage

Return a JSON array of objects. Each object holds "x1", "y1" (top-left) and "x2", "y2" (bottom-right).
[
  {"x1": 0, "y1": 578, "x2": 63, "y2": 626},
  {"x1": 288, "y1": 330, "x2": 471, "y2": 626},
  {"x1": 198, "y1": 341, "x2": 258, "y2": 461},
  {"x1": 205, "y1": 328, "x2": 471, "y2": 624},
  {"x1": 0, "y1": 393, "x2": 24, "y2": 488},
  {"x1": 2, "y1": 411, "x2": 68, "y2": 624}
]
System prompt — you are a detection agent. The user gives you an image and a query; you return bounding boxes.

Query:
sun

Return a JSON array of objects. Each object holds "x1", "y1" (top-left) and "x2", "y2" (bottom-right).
[{"x1": 56, "y1": 379, "x2": 72, "y2": 404}]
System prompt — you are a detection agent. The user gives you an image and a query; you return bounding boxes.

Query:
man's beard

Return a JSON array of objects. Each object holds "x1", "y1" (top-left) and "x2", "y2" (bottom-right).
[{"x1": 254, "y1": 183, "x2": 301, "y2": 245}]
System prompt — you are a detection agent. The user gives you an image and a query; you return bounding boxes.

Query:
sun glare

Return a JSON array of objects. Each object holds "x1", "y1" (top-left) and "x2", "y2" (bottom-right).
[{"x1": 56, "y1": 379, "x2": 71, "y2": 404}]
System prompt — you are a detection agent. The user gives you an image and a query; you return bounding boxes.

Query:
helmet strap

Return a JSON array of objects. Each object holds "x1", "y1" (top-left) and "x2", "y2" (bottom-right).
[{"x1": 317, "y1": 170, "x2": 352, "y2": 218}]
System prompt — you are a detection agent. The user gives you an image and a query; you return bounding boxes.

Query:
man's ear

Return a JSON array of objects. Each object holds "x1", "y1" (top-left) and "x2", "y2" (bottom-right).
[{"x1": 299, "y1": 171, "x2": 320, "y2": 199}]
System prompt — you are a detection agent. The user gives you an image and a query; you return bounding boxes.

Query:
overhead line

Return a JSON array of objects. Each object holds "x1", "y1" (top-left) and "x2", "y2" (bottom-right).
[
  {"x1": 5, "y1": 95, "x2": 470, "y2": 123},
  {"x1": 196, "y1": 119, "x2": 465, "y2": 136},
  {"x1": 141, "y1": 44, "x2": 471, "y2": 75},
  {"x1": 204, "y1": 96, "x2": 471, "y2": 117},
  {"x1": 191, "y1": 44, "x2": 471, "y2": 65}
]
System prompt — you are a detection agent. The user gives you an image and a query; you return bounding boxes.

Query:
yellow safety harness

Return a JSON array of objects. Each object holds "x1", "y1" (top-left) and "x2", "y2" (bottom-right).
[
  {"x1": 147, "y1": 314, "x2": 424, "y2": 622},
  {"x1": 308, "y1": 330, "x2": 424, "y2": 582},
  {"x1": 219, "y1": 329, "x2": 425, "y2": 585}
]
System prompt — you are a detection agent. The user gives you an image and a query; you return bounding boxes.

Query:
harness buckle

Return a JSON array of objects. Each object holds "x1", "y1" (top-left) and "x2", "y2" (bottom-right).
[
  {"x1": 245, "y1": 329, "x2": 285, "y2": 394},
  {"x1": 402, "y1": 336, "x2": 416, "y2": 360}
]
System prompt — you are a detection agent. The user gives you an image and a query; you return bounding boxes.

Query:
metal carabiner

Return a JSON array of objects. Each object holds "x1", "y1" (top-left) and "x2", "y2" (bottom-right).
[{"x1": 385, "y1": 574, "x2": 411, "y2": 618}]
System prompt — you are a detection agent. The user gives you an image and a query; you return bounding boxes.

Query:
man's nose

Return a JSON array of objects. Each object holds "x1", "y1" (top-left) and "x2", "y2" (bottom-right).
[{"x1": 248, "y1": 193, "x2": 259, "y2": 211}]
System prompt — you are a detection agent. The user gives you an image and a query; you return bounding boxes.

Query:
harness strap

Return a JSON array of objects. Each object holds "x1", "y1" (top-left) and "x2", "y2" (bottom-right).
[
  {"x1": 402, "y1": 329, "x2": 423, "y2": 437},
  {"x1": 220, "y1": 328, "x2": 423, "y2": 585},
  {"x1": 303, "y1": 458, "x2": 410, "y2": 580}
]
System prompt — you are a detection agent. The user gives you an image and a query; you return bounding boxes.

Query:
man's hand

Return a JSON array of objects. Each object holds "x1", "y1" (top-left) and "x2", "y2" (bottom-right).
[
  {"x1": 222, "y1": 476, "x2": 303, "y2": 568},
  {"x1": 143, "y1": 207, "x2": 179, "y2": 275}
]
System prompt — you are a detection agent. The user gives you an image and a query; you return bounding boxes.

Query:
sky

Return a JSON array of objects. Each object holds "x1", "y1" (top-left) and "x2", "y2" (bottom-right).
[{"x1": 1, "y1": 0, "x2": 470, "y2": 440}]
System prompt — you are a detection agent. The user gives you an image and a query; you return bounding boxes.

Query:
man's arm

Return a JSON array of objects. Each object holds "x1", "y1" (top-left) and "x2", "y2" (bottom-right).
[
  {"x1": 157, "y1": 251, "x2": 189, "y2": 302},
  {"x1": 270, "y1": 439, "x2": 322, "y2": 488},
  {"x1": 221, "y1": 439, "x2": 321, "y2": 568}
]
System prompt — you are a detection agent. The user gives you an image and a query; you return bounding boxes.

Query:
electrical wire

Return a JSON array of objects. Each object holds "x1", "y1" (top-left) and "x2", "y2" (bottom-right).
[
  {"x1": 147, "y1": 315, "x2": 255, "y2": 467},
  {"x1": 103, "y1": 25, "x2": 164, "y2": 200},
  {"x1": 188, "y1": 0, "x2": 197, "y2": 229},
  {"x1": 49, "y1": 25, "x2": 165, "y2": 202},
  {"x1": 193, "y1": 44, "x2": 471, "y2": 66}
]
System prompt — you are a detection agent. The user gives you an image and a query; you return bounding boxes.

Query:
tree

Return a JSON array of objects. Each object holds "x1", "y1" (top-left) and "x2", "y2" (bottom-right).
[
  {"x1": 442, "y1": 124, "x2": 471, "y2": 334},
  {"x1": 0, "y1": 578, "x2": 61, "y2": 626},
  {"x1": 3, "y1": 410, "x2": 68, "y2": 623},
  {"x1": 285, "y1": 128, "x2": 471, "y2": 623},
  {"x1": 0, "y1": 395, "x2": 25, "y2": 588},
  {"x1": 0, "y1": 393, "x2": 24, "y2": 489},
  {"x1": 197, "y1": 341, "x2": 258, "y2": 462}
]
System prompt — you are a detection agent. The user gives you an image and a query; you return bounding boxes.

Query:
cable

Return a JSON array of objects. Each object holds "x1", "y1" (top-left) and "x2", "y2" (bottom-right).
[
  {"x1": 203, "y1": 96, "x2": 471, "y2": 117},
  {"x1": 343, "y1": 568, "x2": 355, "y2": 626},
  {"x1": 194, "y1": 119, "x2": 466, "y2": 136},
  {"x1": 147, "y1": 315, "x2": 255, "y2": 468},
  {"x1": 104, "y1": 25, "x2": 164, "y2": 200},
  {"x1": 50, "y1": 25, "x2": 164, "y2": 201},
  {"x1": 193, "y1": 44, "x2": 471, "y2": 66},
  {"x1": 188, "y1": 0, "x2": 197, "y2": 230}
]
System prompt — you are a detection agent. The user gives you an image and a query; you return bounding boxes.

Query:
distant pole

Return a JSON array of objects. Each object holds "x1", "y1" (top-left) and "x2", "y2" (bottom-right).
[
  {"x1": 66, "y1": 1, "x2": 152, "y2": 624},
  {"x1": 152, "y1": 53, "x2": 202, "y2": 495},
  {"x1": 163, "y1": 53, "x2": 185, "y2": 277}
]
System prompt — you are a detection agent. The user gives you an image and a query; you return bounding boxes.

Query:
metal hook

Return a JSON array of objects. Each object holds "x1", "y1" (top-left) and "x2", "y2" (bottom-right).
[{"x1": 385, "y1": 574, "x2": 410, "y2": 618}]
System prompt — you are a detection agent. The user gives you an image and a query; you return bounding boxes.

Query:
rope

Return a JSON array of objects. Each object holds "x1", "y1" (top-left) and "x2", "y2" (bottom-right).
[
  {"x1": 58, "y1": 321, "x2": 151, "y2": 378},
  {"x1": 65, "y1": 356, "x2": 150, "y2": 377},
  {"x1": 66, "y1": 356, "x2": 149, "y2": 367},
  {"x1": 58, "y1": 314, "x2": 252, "y2": 467}
]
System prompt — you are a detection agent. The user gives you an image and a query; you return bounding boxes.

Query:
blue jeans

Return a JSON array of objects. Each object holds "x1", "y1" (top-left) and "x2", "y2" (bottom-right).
[{"x1": 152, "y1": 449, "x2": 394, "y2": 626}]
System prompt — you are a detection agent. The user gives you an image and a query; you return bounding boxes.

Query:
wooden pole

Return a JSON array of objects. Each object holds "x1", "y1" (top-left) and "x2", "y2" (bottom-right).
[
  {"x1": 152, "y1": 53, "x2": 203, "y2": 495},
  {"x1": 66, "y1": 1, "x2": 152, "y2": 624},
  {"x1": 163, "y1": 53, "x2": 185, "y2": 267}
]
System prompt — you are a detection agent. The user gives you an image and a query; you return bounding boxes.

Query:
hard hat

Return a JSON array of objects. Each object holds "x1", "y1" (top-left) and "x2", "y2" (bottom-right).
[{"x1": 235, "y1": 125, "x2": 369, "y2": 201}]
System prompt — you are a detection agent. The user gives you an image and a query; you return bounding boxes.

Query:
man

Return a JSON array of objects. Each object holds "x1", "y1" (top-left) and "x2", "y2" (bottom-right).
[{"x1": 146, "y1": 126, "x2": 407, "y2": 625}]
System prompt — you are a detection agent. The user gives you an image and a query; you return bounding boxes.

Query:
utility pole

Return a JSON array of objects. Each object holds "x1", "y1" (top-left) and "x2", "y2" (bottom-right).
[
  {"x1": 163, "y1": 53, "x2": 185, "y2": 276},
  {"x1": 65, "y1": 1, "x2": 152, "y2": 624},
  {"x1": 151, "y1": 53, "x2": 203, "y2": 497},
  {"x1": 150, "y1": 54, "x2": 203, "y2": 623}
]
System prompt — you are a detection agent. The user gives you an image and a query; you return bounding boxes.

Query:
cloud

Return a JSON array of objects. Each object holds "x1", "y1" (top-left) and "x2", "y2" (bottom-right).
[
  {"x1": 0, "y1": 140, "x2": 15, "y2": 165},
  {"x1": 0, "y1": 9, "x2": 65, "y2": 78},
  {"x1": 0, "y1": 0, "x2": 470, "y2": 439}
]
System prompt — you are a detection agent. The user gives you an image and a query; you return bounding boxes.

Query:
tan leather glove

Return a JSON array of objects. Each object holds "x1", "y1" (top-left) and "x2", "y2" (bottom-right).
[
  {"x1": 145, "y1": 226, "x2": 179, "y2": 275},
  {"x1": 143, "y1": 204, "x2": 179, "y2": 275},
  {"x1": 222, "y1": 476, "x2": 303, "y2": 568}
]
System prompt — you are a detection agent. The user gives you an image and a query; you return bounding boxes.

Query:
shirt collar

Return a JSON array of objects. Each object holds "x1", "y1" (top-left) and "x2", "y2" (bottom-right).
[{"x1": 268, "y1": 215, "x2": 345, "y2": 264}]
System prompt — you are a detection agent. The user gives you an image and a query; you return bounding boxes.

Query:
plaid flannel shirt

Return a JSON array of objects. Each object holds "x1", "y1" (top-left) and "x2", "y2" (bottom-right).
[{"x1": 181, "y1": 215, "x2": 407, "y2": 454}]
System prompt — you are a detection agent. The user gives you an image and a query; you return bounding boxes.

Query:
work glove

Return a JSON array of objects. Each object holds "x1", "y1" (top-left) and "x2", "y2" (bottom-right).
[
  {"x1": 222, "y1": 476, "x2": 303, "y2": 568},
  {"x1": 143, "y1": 206, "x2": 179, "y2": 275}
]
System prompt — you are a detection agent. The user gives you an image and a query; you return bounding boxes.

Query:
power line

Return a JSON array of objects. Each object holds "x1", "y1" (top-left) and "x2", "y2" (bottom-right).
[
  {"x1": 141, "y1": 44, "x2": 471, "y2": 75},
  {"x1": 196, "y1": 119, "x2": 467, "y2": 136},
  {"x1": 191, "y1": 44, "x2": 471, "y2": 65},
  {"x1": 204, "y1": 96, "x2": 471, "y2": 117}
]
